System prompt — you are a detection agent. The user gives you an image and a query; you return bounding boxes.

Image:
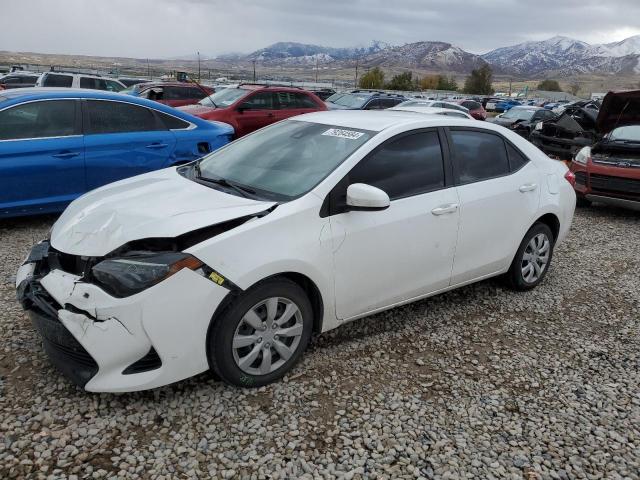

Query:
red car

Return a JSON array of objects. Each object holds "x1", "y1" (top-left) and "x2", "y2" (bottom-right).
[
  {"x1": 127, "y1": 82, "x2": 214, "y2": 107},
  {"x1": 569, "y1": 90, "x2": 640, "y2": 210},
  {"x1": 178, "y1": 84, "x2": 327, "y2": 138},
  {"x1": 458, "y1": 100, "x2": 487, "y2": 120}
]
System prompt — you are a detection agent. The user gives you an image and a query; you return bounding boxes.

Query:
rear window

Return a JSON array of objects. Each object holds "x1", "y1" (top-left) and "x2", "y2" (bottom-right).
[
  {"x1": 462, "y1": 101, "x2": 481, "y2": 110},
  {"x1": 42, "y1": 74, "x2": 73, "y2": 88}
]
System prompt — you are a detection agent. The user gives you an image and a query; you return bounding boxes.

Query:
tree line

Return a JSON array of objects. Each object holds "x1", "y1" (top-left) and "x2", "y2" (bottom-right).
[
  {"x1": 358, "y1": 65, "x2": 580, "y2": 96},
  {"x1": 358, "y1": 64, "x2": 494, "y2": 95}
]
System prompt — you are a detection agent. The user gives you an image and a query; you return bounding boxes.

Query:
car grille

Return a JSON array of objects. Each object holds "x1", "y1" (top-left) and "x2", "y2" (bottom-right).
[
  {"x1": 47, "y1": 249, "x2": 88, "y2": 277},
  {"x1": 589, "y1": 174, "x2": 640, "y2": 198}
]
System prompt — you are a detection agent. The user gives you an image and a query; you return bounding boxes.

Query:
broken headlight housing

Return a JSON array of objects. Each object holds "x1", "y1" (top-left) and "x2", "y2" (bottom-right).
[{"x1": 91, "y1": 252, "x2": 203, "y2": 297}]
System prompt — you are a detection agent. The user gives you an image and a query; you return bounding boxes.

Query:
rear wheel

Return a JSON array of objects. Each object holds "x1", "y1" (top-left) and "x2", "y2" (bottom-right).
[
  {"x1": 208, "y1": 278, "x2": 313, "y2": 387},
  {"x1": 505, "y1": 223, "x2": 555, "y2": 291}
]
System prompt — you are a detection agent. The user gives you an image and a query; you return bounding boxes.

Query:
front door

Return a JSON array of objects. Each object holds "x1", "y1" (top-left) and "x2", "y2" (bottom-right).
[
  {"x1": 330, "y1": 130, "x2": 460, "y2": 320},
  {"x1": 234, "y1": 92, "x2": 277, "y2": 137},
  {"x1": 0, "y1": 99, "x2": 85, "y2": 216}
]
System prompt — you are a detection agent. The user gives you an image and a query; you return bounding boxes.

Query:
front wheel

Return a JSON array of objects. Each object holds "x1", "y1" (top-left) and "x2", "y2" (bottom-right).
[
  {"x1": 207, "y1": 278, "x2": 313, "y2": 387},
  {"x1": 505, "y1": 223, "x2": 555, "y2": 291}
]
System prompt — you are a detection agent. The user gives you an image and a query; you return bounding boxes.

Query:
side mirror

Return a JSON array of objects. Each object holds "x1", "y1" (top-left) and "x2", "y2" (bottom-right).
[{"x1": 346, "y1": 183, "x2": 390, "y2": 211}]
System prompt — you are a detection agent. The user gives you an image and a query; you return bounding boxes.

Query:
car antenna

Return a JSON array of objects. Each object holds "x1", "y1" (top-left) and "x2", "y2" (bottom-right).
[{"x1": 189, "y1": 77, "x2": 215, "y2": 107}]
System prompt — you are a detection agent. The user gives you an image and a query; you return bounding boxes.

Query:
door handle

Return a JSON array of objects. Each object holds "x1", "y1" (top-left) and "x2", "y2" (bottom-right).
[
  {"x1": 519, "y1": 183, "x2": 537, "y2": 193},
  {"x1": 52, "y1": 151, "x2": 79, "y2": 159},
  {"x1": 146, "y1": 143, "x2": 169, "y2": 149},
  {"x1": 431, "y1": 203, "x2": 458, "y2": 216}
]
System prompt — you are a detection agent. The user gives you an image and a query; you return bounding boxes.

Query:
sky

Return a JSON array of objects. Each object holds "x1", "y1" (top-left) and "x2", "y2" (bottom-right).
[{"x1": 1, "y1": 0, "x2": 640, "y2": 58}]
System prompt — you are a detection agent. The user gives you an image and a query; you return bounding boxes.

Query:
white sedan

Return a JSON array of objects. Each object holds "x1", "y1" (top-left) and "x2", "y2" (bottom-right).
[
  {"x1": 16, "y1": 110, "x2": 576, "y2": 392},
  {"x1": 391, "y1": 105, "x2": 475, "y2": 119}
]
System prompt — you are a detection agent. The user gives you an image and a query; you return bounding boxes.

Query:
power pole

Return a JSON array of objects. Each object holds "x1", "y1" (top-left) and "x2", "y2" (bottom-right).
[
  {"x1": 252, "y1": 60, "x2": 256, "y2": 82},
  {"x1": 354, "y1": 58, "x2": 359, "y2": 88},
  {"x1": 508, "y1": 78, "x2": 512, "y2": 97},
  {"x1": 315, "y1": 56, "x2": 319, "y2": 83},
  {"x1": 197, "y1": 52, "x2": 201, "y2": 81},
  {"x1": 147, "y1": 58, "x2": 150, "y2": 79}
]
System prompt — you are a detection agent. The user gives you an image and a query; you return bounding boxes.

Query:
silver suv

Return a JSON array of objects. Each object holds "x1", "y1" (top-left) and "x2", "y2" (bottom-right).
[{"x1": 36, "y1": 72, "x2": 125, "y2": 92}]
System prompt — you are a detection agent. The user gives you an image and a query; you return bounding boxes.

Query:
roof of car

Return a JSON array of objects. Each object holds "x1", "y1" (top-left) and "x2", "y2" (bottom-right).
[
  {"x1": 291, "y1": 109, "x2": 481, "y2": 132},
  {"x1": 390, "y1": 106, "x2": 474, "y2": 119},
  {"x1": 135, "y1": 81, "x2": 210, "y2": 88}
]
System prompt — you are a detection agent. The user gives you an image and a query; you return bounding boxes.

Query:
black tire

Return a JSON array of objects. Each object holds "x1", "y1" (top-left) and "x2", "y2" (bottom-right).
[
  {"x1": 207, "y1": 278, "x2": 313, "y2": 387},
  {"x1": 576, "y1": 196, "x2": 591, "y2": 208},
  {"x1": 505, "y1": 222, "x2": 555, "y2": 291}
]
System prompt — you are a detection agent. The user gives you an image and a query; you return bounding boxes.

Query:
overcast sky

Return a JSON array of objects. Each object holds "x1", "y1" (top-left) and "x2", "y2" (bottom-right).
[{"x1": 1, "y1": 0, "x2": 640, "y2": 58}]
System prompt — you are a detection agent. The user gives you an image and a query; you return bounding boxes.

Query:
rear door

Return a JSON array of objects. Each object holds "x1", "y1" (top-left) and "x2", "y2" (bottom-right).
[
  {"x1": 234, "y1": 91, "x2": 277, "y2": 136},
  {"x1": 0, "y1": 99, "x2": 85, "y2": 216},
  {"x1": 82, "y1": 99, "x2": 177, "y2": 189},
  {"x1": 447, "y1": 128, "x2": 542, "y2": 284}
]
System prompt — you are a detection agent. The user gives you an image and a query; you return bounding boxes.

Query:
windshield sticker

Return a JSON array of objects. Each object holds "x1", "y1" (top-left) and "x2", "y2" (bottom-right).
[{"x1": 322, "y1": 128, "x2": 365, "y2": 140}]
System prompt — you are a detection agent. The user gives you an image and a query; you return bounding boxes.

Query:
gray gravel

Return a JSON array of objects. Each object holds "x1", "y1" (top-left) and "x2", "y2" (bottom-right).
[{"x1": 1, "y1": 206, "x2": 639, "y2": 480}]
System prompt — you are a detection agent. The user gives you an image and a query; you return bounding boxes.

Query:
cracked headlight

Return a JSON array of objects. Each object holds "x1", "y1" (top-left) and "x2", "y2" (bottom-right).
[{"x1": 91, "y1": 252, "x2": 203, "y2": 297}]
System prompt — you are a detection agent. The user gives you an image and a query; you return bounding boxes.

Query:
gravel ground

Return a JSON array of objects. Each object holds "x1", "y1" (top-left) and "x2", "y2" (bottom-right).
[{"x1": 0, "y1": 206, "x2": 639, "y2": 480}]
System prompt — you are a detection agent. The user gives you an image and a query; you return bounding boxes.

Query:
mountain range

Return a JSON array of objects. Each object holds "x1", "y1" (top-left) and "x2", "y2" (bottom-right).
[{"x1": 215, "y1": 36, "x2": 640, "y2": 77}]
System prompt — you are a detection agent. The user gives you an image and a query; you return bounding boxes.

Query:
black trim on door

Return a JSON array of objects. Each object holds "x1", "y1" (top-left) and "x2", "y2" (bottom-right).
[{"x1": 320, "y1": 127, "x2": 454, "y2": 218}]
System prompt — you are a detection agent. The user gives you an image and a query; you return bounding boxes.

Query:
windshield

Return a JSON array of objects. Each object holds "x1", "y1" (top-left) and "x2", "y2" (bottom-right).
[
  {"x1": 502, "y1": 108, "x2": 537, "y2": 121},
  {"x1": 608, "y1": 125, "x2": 640, "y2": 142},
  {"x1": 329, "y1": 94, "x2": 369, "y2": 108},
  {"x1": 196, "y1": 120, "x2": 374, "y2": 200},
  {"x1": 199, "y1": 87, "x2": 247, "y2": 107},
  {"x1": 325, "y1": 93, "x2": 344, "y2": 102}
]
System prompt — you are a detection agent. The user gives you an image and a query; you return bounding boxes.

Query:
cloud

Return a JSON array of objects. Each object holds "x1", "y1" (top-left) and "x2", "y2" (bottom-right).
[{"x1": 0, "y1": 0, "x2": 639, "y2": 58}]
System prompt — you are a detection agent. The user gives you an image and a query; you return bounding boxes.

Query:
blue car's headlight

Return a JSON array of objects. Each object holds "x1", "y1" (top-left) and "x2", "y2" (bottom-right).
[{"x1": 91, "y1": 252, "x2": 203, "y2": 297}]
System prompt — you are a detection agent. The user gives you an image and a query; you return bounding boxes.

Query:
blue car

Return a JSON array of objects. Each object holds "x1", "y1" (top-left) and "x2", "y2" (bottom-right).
[
  {"x1": 494, "y1": 99, "x2": 522, "y2": 113},
  {"x1": 0, "y1": 88, "x2": 234, "y2": 218}
]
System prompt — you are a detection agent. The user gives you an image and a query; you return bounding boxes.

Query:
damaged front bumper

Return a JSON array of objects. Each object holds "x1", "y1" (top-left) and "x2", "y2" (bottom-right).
[
  {"x1": 16, "y1": 241, "x2": 231, "y2": 392},
  {"x1": 530, "y1": 131, "x2": 593, "y2": 160}
]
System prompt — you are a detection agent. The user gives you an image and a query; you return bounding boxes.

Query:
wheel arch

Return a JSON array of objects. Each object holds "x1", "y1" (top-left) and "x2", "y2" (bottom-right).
[{"x1": 534, "y1": 212, "x2": 560, "y2": 240}]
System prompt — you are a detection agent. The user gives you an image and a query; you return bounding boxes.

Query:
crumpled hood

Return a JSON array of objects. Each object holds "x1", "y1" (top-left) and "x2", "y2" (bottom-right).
[
  {"x1": 596, "y1": 90, "x2": 640, "y2": 133},
  {"x1": 51, "y1": 168, "x2": 276, "y2": 257}
]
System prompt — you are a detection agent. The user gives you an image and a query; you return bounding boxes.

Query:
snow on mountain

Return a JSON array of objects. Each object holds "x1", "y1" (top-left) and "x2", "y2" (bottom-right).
[{"x1": 594, "y1": 35, "x2": 640, "y2": 57}]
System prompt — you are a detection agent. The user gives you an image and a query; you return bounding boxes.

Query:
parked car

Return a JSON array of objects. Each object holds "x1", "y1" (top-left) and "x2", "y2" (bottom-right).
[
  {"x1": 396, "y1": 100, "x2": 469, "y2": 114},
  {"x1": 15, "y1": 110, "x2": 575, "y2": 392},
  {"x1": 118, "y1": 78, "x2": 150, "y2": 87},
  {"x1": 458, "y1": 100, "x2": 487, "y2": 120},
  {"x1": 488, "y1": 106, "x2": 557, "y2": 138},
  {"x1": 36, "y1": 72, "x2": 126, "y2": 92},
  {"x1": 530, "y1": 99, "x2": 601, "y2": 160},
  {"x1": 0, "y1": 88, "x2": 233, "y2": 218},
  {"x1": 179, "y1": 84, "x2": 327, "y2": 138},
  {"x1": 325, "y1": 90, "x2": 406, "y2": 110},
  {"x1": 0, "y1": 72, "x2": 41, "y2": 89},
  {"x1": 494, "y1": 99, "x2": 521, "y2": 113},
  {"x1": 390, "y1": 105, "x2": 474, "y2": 119},
  {"x1": 307, "y1": 88, "x2": 336, "y2": 101},
  {"x1": 483, "y1": 97, "x2": 503, "y2": 112},
  {"x1": 126, "y1": 82, "x2": 214, "y2": 107},
  {"x1": 569, "y1": 92, "x2": 640, "y2": 210}
]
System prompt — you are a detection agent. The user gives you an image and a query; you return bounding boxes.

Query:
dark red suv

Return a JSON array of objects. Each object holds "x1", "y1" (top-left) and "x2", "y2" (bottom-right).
[
  {"x1": 126, "y1": 82, "x2": 214, "y2": 107},
  {"x1": 178, "y1": 84, "x2": 327, "y2": 138}
]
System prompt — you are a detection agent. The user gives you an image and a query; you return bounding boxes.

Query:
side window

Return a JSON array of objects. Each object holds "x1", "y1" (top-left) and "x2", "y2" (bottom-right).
[
  {"x1": 188, "y1": 87, "x2": 207, "y2": 99},
  {"x1": 156, "y1": 111, "x2": 191, "y2": 130},
  {"x1": 80, "y1": 77, "x2": 98, "y2": 90},
  {"x1": 105, "y1": 80, "x2": 123, "y2": 92},
  {"x1": 86, "y1": 100, "x2": 163, "y2": 134},
  {"x1": 42, "y1": 74, "x2": 73, "y2": 88},
  {"x1": 380, "y1": 98, "x2": 401, "y2": 109},
  {"x1": 274, "y1": 92, "x2": 294, "y2": 109},
  {"x1": 348, "y1": 131, "x2": 445, "y2": 200},
  {"x1": 450, "y1": 130, "x2": 510, "y2": 184},
  {"x1": 0, "y1": 100, "x2": 77, "y2": 140},
  {"x1": 506, "y1": 143, "x2": 529, "y2": 171},
  {"x1": 364, "y1": 99, "x2": 381, "y2": 110},
  {"x1": 239, "y1": 92, "x2": 275, "y2": 110}
]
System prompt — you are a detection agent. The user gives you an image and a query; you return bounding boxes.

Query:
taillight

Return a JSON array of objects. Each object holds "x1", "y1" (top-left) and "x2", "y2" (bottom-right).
[{"x1": 564, "y1": 170, "x2": 576, "y2": 187}]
